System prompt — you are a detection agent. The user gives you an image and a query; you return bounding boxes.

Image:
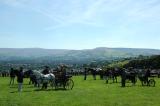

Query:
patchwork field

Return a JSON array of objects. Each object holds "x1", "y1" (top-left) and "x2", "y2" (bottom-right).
[{"x1": 0, "y1": 76, "x2": 160, "y2": 106}]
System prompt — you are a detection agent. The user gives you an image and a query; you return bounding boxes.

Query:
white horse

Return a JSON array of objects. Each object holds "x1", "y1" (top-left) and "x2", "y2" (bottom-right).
[{"x1": 32, "y1": 70, "x2": 55, "y2": 89}]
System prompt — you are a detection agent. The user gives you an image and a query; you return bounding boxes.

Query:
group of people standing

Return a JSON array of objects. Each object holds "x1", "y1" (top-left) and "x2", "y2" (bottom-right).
[
  {"x1": 9, "y1": 66, "x2": 51, "y2": 91},
  {"x1": 83, "y1": 67, "x2": 152, "y2": 87},
  {"x1": 8, "y1": 65, "x2": 68, "y2": 92},
  {"x1": 9, "y1": 67, "x2": 24, "y2": 92}
]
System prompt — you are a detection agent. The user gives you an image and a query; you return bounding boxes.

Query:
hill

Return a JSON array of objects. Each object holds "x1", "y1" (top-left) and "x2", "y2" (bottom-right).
[
  {"x1": 124, "y1": 55, "x2": 160, "y2": 69},
  {"x1": 0, "y1": 47, "x2": 160, "y2": 64}
]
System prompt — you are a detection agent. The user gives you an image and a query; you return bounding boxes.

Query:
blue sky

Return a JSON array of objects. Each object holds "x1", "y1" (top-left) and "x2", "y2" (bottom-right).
[{"x1": 0, "y1": 0, "x2": 160, "y2": 50}]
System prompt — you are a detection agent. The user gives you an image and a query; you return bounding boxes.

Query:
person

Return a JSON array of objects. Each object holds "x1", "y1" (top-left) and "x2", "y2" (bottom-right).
[
  {"x1": 121, "y1": 68, "x2": 126, "y2": 87},
  {"x1": 145, "y1": 68, "x2": 150, "y2": 85},
  {"x1": 17, "y1": 67, "x2": 24, "y2": 92},
  {"x1": 58, "y1": 65, "x2": 67, "y2": 89},
  {"x1": 91, "y1": 68, "x2": 96, "y2": 80},
  {"x1": 84, "y1": 68, "x2": 88, "y2": 80},
  {"x1": 105, "y1": 69, "x2": 110, "y2": 84},
  {"x1": 9, "y1": 68, "x2": 16, "y2": 85},
  {"x1": 99, "y1": 69, "x2": 103, "y2": 80},
  {"x1": 42, "y1": 66, "x2": 50, "y2": 89}
]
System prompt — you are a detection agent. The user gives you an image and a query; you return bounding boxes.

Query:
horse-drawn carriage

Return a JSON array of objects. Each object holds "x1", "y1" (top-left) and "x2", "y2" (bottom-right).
[
  {"x1": 138, "y1": 69, "x2": 156, "y2": 87},
  {"x1": 30, "y1": 69, "x2": 74, "y2": 90},
  {"x1": 118, "y1": 68, "x2": 156, "y2": 87},
  {"x1": 53, "y1": 71, "x2": 74, "y2": 90}
]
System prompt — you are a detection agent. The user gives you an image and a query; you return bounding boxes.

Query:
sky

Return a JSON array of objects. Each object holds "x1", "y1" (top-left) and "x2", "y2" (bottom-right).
[{"x1": 0, "y1": 0, "x2": 160, "y2": 50}]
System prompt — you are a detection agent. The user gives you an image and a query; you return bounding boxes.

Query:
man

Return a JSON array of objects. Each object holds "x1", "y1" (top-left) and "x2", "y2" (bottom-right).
[
  {"x1": 105, "y1": 68, "x2": 110, "y2": 84},
  {"x1": 121, "y1": 68, "x2": 126, "y2": 87},
  {"x1": 84, "y1": 68, "x2": 88, "y2": 80},
  {"x1": 17, "y1": 67, "x2": 24, "y2": 92},
  {"x1": 91, "y1": 68, "x2": 96, "y2": 80},
  {"x1": 9, "y1": 68, "x2": 16, "y2": 85},
  {"x1": 145, "y1": 68, "x2": 150, "y2": 85}
]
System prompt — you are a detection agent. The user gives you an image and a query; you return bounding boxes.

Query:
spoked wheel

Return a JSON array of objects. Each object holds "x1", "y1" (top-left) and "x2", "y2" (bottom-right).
[
  {"x1": 65, "y1": 79, "x2": 74, "y2": 90},
  {"x1": 149, "y1": 79, "x2": 155, "y2": 87},
  {"x1": 142, "y1": 80, "x2": 148, "y2": 86}
]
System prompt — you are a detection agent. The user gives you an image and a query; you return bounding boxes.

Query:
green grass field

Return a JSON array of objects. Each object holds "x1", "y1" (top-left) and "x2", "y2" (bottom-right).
[{"x1": 0, "y1": 76, "x2": 160, "y2": 106}]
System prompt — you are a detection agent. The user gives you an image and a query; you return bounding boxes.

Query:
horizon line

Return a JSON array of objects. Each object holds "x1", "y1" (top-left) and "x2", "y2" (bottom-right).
[{"x1": 0, "y1": 47, "x2": 160, "y2": 50}]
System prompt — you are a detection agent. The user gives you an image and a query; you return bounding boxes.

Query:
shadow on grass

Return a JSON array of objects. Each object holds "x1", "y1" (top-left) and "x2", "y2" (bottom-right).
[
  {"x1": 34, "y1": 88, "x2": 67, "y2": 92},
  {"x1": 10, "y1": 88, "x2": 68, "y2": 93},
  {"x1": 26, "y1": 86, "x2": 35, "y2": 88},
  {"x1": 10, "y1": 90, "x2": 33, "y2": 93},
  {"x1": 9, "y1": 86, "x2": 17, "y2": 88},
  {"x1": 105, "y1": 82, "x2": 121, "y2": 84},
  {"x1": 119, "y1": 85, "x2": 136, "y2": 88}
]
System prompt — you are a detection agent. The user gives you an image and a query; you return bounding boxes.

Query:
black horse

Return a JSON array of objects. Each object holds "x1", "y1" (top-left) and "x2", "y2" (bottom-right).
[
  {"x1": 24, "y1": 70, "x2": 37, "y2": 85},
  {"x1": 120, "y1": 69, "x2": 137, "y2": 87},
  {"x1": 137, "y1": 69, "x2": 151, "y2": 86},
  {"x1": 88, "y1": 68, "x2": 97, "y2": 80},
  {"x1": 105, "y1": 68, "x2": 121, "y2": 84}
]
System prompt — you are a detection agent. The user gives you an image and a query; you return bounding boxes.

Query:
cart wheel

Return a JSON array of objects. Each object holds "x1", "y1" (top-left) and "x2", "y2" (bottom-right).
[
  {"x1": 142, "y1": 80, "x2": 148, "y2": 86},
  {"x1": 149, "y1": 79, "x2": 155, "y2": 87},
  {"x1": 65, "y1": 79, "x2": 74, "y2": 90},
  {"x1": 135, "y1": 77, "x2": 138, "y2": 83}
]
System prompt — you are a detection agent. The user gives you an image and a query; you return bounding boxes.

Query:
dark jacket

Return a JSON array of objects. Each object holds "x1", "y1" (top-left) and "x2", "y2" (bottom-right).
[
  {"x1": 145, "y1": 69, "x2": 150, "y2": 77},
  {"x1": 91, "y1": 69, "x2": 96, "y2": 75},
  {"x1": 17, "y1": 71, "x2": 24, "y2": 83}
]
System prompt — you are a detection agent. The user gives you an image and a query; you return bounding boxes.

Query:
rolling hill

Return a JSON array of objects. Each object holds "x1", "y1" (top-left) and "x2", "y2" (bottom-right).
[{"x1": 0, "y1": 47, "x2": 160, "y2": 63}]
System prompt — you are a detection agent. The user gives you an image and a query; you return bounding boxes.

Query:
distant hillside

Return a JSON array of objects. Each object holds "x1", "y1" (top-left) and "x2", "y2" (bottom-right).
[
  {"x1": 124, "y1": 55, "x2": 160, "y2": 69},
  {"x1": 0, "y1": 47, "x2": 160, "y2": 63}
]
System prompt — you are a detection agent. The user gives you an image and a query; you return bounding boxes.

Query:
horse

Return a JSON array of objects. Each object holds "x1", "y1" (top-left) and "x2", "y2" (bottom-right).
[
  {"x1": 137, "y1": 69, "x2": 151, "y2": 86},
  {"x1": 32, "y1": 70, "x2": 55, "y2": 89},
  {"x1": 88, "y1": 68, "x2": 97, "y2": 80},
  {"x1": 120, "y1": 69, "x2": 137, "y2": 87},
  {"x1": 23, "y1": 69, "x2": 36, "y2": 85},
  {"x1": 104, "y1": 68, "x2": 121, "y2": 84}
]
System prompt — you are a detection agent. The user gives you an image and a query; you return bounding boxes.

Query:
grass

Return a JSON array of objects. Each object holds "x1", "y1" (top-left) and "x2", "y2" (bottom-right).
[{"x1": 0, "y1": 75, "x2": 160, "y2": 106}]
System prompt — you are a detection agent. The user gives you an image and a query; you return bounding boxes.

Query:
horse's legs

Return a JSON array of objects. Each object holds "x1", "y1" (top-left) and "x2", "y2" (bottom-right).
[
  {"x1": 9, "y1": 77, "x2": 12, "y2": 85},
  {"x1": 29, "y1": 78, "x2": 31, "y2": 85},
  {"x1": 112, "y1": 76, "x2": 115, "y2": 83},
  {"x1": 63, "y1": 80, "x2": 66, "y2": 89},
  {"x1": 121, "y1": 77, "x2": 126, "y2": 87},
  {"x1": 12, "y1": 77, "x2": 15, "y2": 85},
  {"x1": 92, "y1": 75, "x2": 96, "y2": 80},
  {"x1": 132, "y1": 77, "x2": 136, "y2": 86},
  {"x1": 115, "y1": 76, "x2": 118, "y2": 83},
  {"x1": 44, "y1": 83, "x2": 48, "y2": 89},
  {"x1": 37, "y1": 80, "x2": 41, "y2": 88},
  {"x1": 106, "y1": 76, "x2": 109, "y2": 84},
  {"x1": 9, "y1": 77, "x2": 15, "y2": 85}
]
